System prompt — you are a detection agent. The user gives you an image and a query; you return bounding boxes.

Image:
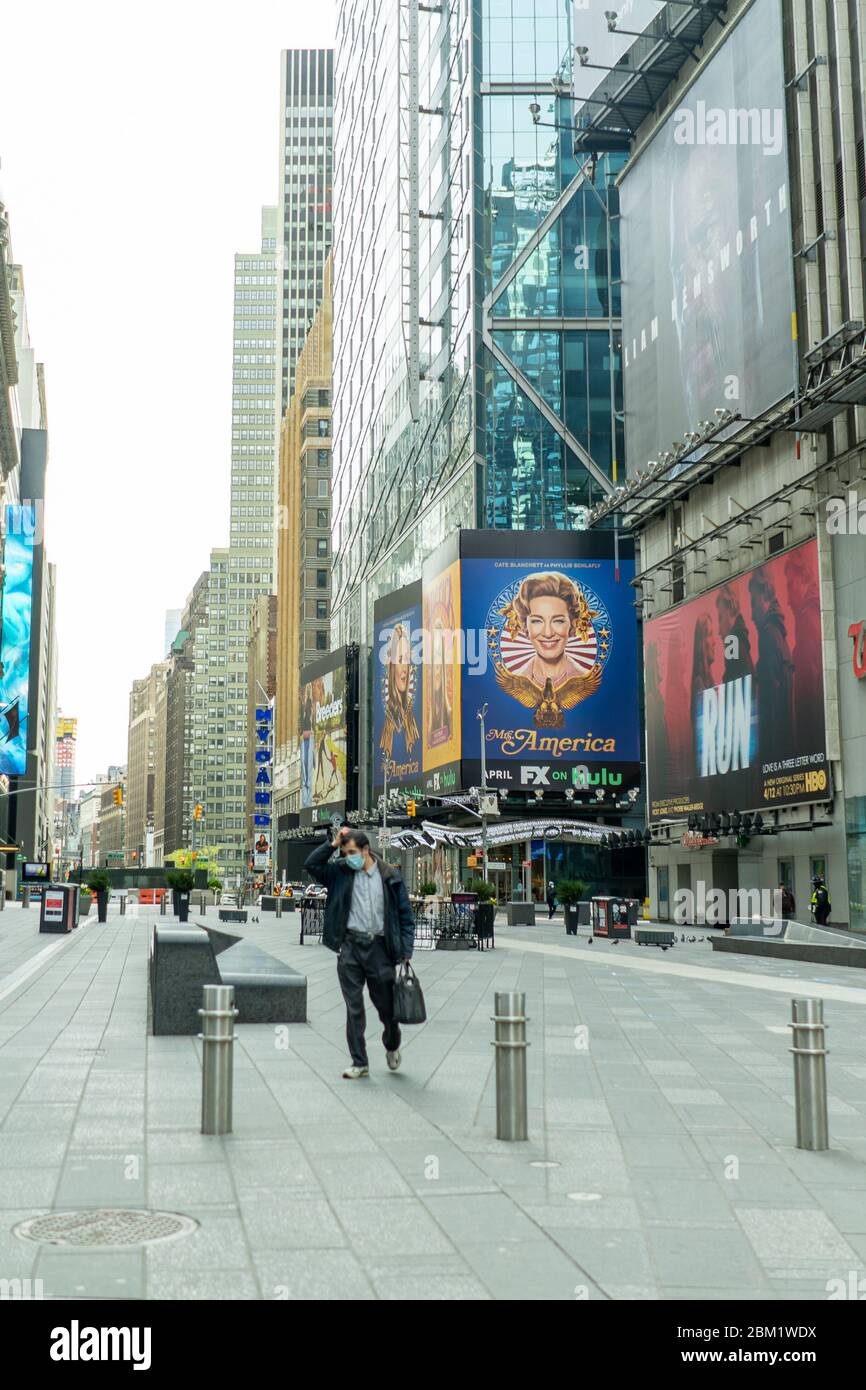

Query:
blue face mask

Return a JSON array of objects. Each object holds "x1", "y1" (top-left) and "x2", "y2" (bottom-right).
[{"x1": 346, "y1": 853, "x2": 365, "y2": 871}]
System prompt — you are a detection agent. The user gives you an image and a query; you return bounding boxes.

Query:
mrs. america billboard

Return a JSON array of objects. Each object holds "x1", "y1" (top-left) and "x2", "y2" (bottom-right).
[
  {"x1": 459, "y1": 531, "x2": 640, "y2": 793},
  {"x1": 644, "y1": 539, "x2": 829, "y2": 821}
]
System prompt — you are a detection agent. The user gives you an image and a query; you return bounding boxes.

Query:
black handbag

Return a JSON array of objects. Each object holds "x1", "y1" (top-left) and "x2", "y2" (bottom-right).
[{"x1": 393, "y1": 961, "x2": 427, "y2": 1024}]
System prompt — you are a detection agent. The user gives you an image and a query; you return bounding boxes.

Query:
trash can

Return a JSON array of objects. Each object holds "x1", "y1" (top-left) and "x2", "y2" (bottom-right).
[
  {"x1": 590, "y1": 896, "x2": 636, "y2": 939},
  {"x1": 39, "y1": 883, "x2": 79, "y2": 934}
]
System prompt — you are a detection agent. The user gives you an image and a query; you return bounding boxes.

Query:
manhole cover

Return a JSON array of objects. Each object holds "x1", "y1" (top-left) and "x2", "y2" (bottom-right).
[{"x1": 14, "y1": 1209, "x2": 199, "y2": 1249}]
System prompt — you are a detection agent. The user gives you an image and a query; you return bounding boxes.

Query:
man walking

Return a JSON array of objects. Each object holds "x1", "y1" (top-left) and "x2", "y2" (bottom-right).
[
  {"x1": 546, "y1": 880, "x2": 557, "y2": 920},
  {"x1": 305, "y1": 825, "x2": 415, "y2": 1079}
]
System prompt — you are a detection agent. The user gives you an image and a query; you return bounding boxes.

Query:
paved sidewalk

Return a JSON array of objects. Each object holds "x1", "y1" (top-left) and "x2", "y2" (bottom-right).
[{"x1": 1, "y1": 908, "x2": 865, "y2": 1300}]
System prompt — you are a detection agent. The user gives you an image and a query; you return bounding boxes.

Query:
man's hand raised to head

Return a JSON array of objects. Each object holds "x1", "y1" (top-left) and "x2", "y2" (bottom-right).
[{"x1": 331, "y1": 824, "x2": 350, "y2": 849}]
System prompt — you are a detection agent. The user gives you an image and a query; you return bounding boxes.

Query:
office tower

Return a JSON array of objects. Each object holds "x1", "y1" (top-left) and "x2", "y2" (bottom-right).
[
  {"x1": 164, "y1": 609, "x2": 182, "y2": 657},
  {"x1": 56, "y1": 715, "x2": 78, "y2": 801},
  {"x1": 126, "y1": 663, "x2": 167, "y2": 867}
]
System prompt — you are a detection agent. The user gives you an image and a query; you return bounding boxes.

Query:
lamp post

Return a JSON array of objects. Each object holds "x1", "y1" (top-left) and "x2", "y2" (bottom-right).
[{"x1": 477, "y1": 703, "x2": 489, "y2": 884}]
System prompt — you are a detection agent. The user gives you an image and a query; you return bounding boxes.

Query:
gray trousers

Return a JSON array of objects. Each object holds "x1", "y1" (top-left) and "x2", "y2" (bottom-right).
[{"x1": 337, "y1": 934, "x2": 400, "y2": 1067}]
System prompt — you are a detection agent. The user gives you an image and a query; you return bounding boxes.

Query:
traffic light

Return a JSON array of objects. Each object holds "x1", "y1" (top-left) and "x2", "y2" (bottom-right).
[
  {"x1": 113, "y1": 786, "x2": 123, "y2": 806},
  {"x1": 406, "y1": 799, "x2": 417, "y2": 819},
  {"x1": 193, "y1": 803, "x2": 203, "y2": 821}
]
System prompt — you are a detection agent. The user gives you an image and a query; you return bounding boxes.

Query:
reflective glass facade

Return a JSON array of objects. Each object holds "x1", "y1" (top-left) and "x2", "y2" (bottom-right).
[{"x1": 332, "y1": 0, "x2": 630, "y2": 799}]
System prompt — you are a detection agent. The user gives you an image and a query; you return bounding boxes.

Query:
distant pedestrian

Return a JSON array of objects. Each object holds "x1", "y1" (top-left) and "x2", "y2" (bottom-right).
[
  {"x1": 810, "y1": 876, "x2": 831, "y2": 926},
  {"x1": 546, "y1": 881, "x2": 557, "y2": 919},
  {"x1": 305, "y1": 825, "x2": 415, "y2": 1080},
  {"x1": 779, "y1": 884, "x2": 795, "y2": 920}
]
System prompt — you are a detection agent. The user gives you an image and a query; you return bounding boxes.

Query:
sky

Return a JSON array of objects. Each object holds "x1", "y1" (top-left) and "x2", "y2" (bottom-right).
[{"x1": 0, "y1": 0, "x2": 336, "y2": 787}]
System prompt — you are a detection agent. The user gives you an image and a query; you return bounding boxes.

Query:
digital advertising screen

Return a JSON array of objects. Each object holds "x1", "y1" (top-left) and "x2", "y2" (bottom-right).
[
  {"x1": 299, "y1": 650, "x2": 348, "y2": 826},
  {"x1": 421, "y1": 543, "x2": 462, "y2": 793},
  {"x1": 644, "y1": 539, "x2": 828, "y2": 820},
  {"x1": 372, "y1": 582, "x2": 423, "y2": 797},
  {"x1": 619, "y1": 0, "x2": 794, "y2": 473},
  {"x1": 459, "y1": 531, "x2": 641, "y2": 793},
  {"x1": 0, "y1": 505, "x2": 35, "y2": 776}
]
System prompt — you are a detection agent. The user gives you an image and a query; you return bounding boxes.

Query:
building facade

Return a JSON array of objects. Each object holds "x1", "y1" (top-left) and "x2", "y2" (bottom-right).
[
  {"x1": 274, "y1": 256, "x2": 333, "y2": 812},
  {"x1": 125, "y1": 663, "x2": 167, "y2": 868},
  {"x1": 56, "y1": 715, "x2": 77, "y2": 801},
  {"x1": 588, "y1": 0, "x2": 866, "y2": 928},
  {"x1": 163, "y1": 573, "x2": 208, "y2": 861},
  {"x1": 330, "y1": 0, "x2": 633, "y2": 808}
]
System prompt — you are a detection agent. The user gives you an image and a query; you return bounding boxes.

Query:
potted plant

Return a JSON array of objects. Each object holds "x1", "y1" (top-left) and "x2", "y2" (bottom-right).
[
  {"x1": 466, "y1": 877, "x2": 497, "y2": 939},
  {"x1": 208, "y1": 877, "x2": 223, "y2": 905},
  {"x1": 166, "y1": 869, "x2": 195, "y2": 922},
  {"x1": 556, "y1": 879, "x2": 587, "y2": 935},
  {"x1": 418, "y1": 879, "x2": 438, "y2": 898},
  {"x1": 86, "y1": 871, "x2": 111, "y2": 924},
  {"x1": 77, "y1": 887, "x2": 92, "y2": 921}
]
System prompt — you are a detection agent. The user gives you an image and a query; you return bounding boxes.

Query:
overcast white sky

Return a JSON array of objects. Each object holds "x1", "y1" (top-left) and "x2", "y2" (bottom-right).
[{"x1": 0, "y1": 0, "x2": 335, "y2": 787}]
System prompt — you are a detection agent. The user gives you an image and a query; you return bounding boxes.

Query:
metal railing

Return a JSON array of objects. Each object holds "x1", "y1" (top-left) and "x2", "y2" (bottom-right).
[{"x1": 297, "y1": 894, "x2": 495, "y2": 951}]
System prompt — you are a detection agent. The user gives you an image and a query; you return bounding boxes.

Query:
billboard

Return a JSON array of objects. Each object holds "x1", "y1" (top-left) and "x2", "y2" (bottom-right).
[
  {"x1": 644, "y1": 539, "x2": 828, "y2": 820},
  {"x1": 421, "y1": 542, "x2": 462, "y2": 792},
  {"x1": 620, "y1": 0, "x2": 794, "y2": 472},
  {"x1": 251, "y1": 700, "x2": 273, "y2": 871},
  {"x1": 372, "y1": 581, "x2": 423, "y2": 797},
  {"x1": 299, "y1": 648, "x2": 350, "y2": 826},
  {"x1": 0, "y1": 505, "x2": 36, "y2": 776},
  {"x1": 459, "y1": 531, "x2": 640, "y2": 792}
]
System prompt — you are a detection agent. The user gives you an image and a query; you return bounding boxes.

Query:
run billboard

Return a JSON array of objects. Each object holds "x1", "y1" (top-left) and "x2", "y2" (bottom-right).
[
  {"x1": 644, "y1": 539, "x2": 829, "y2": 820},
  {"x1": 620, "y1": 0, "x2": 794, "y2": 473},
  {"x1": 0, "y1": 505, "x2": 36, "y2": 776}
]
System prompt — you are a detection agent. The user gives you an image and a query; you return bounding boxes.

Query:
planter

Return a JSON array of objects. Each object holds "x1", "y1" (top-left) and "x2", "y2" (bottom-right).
[
  {"x1": 506, "y1": 900, "x2": 536, "y2": 926},
  {"x1": 78, "y1": 895, "x2": 92, "y2": 922},
  {"x1": 563, "y1": 904, "x2": 580, "y2": 935},
  {"x1": 95, "y1": 890, "x2": 109, "y2": 924},
  {"x1": 177, "y1": 892, "x2": 190, "y2": 924}
]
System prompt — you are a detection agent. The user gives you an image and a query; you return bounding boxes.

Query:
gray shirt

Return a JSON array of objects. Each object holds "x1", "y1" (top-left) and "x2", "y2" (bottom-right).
[{"x1": 346, "y1": 860, "x2": 385, "y2": 936}]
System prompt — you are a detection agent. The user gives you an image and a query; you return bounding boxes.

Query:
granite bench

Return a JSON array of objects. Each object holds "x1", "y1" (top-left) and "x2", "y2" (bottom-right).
[{"x1": 149, "y1": 924, "x2": 307, "y2": 1034}]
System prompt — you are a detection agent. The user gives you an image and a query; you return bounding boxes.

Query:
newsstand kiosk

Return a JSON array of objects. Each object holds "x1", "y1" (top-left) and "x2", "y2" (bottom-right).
[
  {"x1": 590, "y1": 896, "x2": 639, "y2": 940},
  {"x1": 39, "y1": 883, "x2": 79, "y2": 934}
]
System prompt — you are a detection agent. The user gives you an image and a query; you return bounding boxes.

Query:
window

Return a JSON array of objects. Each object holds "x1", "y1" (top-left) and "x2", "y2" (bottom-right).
[
  {"x1": 316, "y1": 538, "x2": 328, "y2": 557},
  {"x1": 316, "y1": 569, "x2": 327, "y2": 588},
  {"x1": 316, "y1": 599, "x2": 327, "y2": 619},
  {"x1": 317, "y1": 509, "x2": 328, "y2": 528},
  {"x1": 315, "y1": 630, "x2": 328, "y2": 650}
]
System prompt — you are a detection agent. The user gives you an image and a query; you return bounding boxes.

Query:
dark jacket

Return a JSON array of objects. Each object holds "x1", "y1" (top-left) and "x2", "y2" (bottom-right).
[{"x1": 304, "y1": 840, "x2": 415, "y2": 961}]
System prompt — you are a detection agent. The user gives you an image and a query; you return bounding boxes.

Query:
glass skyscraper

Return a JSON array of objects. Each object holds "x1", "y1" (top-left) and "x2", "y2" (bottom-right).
[{"x1": 332, "y1": 0, "x2": 631, "y2": 654}]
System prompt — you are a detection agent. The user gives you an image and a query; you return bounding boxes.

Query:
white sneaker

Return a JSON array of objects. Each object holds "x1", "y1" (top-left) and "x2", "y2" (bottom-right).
[
  {"x1": 386, "y1": 1049, "x2": 402, "y2": 1072},
  {"x1": 342, "y1": 1065, "x2": 369, "y2": 1079}
]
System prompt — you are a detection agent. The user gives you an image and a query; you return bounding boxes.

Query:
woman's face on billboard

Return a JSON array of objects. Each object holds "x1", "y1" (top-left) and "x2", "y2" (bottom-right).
[
  {"x1": 391, "y1": 628, "x2": 411, "y2": 694},
  {"x1": 525, "y1": 595, "x2": 571, "y2": 663}
]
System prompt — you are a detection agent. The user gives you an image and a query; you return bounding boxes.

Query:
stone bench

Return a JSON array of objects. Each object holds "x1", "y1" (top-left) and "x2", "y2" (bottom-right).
[
  {"x1": 149, "y1": 924, "x2": 307, "y2": 1034},
  {"x1": 219, "y1": 908, "x2": 248, "y2": 924}
]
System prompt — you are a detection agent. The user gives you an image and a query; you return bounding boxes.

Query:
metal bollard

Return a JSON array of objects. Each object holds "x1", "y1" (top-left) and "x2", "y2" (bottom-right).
[
  {"x1": 198, "y1": 984, "x2": 238, "y2": 1135},
  {"x1": 491, "y1": 990, "x2": 529, "y2": 1141},
  {"x1": 120, "y1": 895, "x2": 126, "y2": 916},
  {"x1": 21, "y1": 887, "x2": 30, "y2": 909},
  {"x1": 159, "y1": 894, "x2": 166, "y2": 916},
  {"x1": 199, "y1": 892, "x2": 206, "y2": 916},
  {"x1": 275, "y1": 894, "x2": 282, "y2": 919},
  {"x1": 789, "y1": 997, "x2": 829, "y2": 1151}
]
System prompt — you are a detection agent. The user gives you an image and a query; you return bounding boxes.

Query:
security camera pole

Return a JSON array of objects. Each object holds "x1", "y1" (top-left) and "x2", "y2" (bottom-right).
[{"x1": 477, "y1": 703, "x2": 489, "y2": 883}]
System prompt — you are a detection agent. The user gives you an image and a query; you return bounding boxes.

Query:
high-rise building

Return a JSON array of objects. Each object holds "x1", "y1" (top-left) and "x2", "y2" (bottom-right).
[
  {"x1": 163, "y1": 572, "x2": 208, "y2": 860},
  {"x1": 56, "y1": 715, "x2": 77, "y2": 801},
  {"x1": 330, "y1": 1, "x2": 628, "y2": 804},
  {"x1": 97, "y1": 770, "x2": 126, "y2": 867},
  {"x1": 125, "y1": 662, "x2": 167, "y2": 867},
  {"x1": 275, "y1": 49, "x2": 333, "y2": 419},
  {"x1": 274, "y1": 256, "x2": 332, "y2": 811}
]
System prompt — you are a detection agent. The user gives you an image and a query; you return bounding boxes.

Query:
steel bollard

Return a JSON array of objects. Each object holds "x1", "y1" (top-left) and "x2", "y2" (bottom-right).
[
  {"x1": 159, "y1": 894, "x2": 166, "y2": 916},
  {"x1": 199, "y1": 892, "x2": 206, "y2": 916},
  {"x1": 21, "y1": 887, "x2": 30, "y2": 909},
  {"x1": 491, "y1": 990, "x2": 529, "y2": 1141},
  {"x1": 789, "y1": 997, "x2": 829, "y2": 1151},
  {"x1": 275, "y1": 894, "x2": 282, "y2": 919},
  {"x1": 199, "y1": 984, "x2": 238, "y2": 1135},
  {"x1": 120, "y1": 895, "x2": 126, "y2": 916}
]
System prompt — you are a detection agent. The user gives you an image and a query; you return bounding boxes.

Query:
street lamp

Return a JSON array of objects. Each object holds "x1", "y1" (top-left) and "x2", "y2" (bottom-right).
[{"x1": 477, "y1": 703, "x2": 489, "y2": 884}]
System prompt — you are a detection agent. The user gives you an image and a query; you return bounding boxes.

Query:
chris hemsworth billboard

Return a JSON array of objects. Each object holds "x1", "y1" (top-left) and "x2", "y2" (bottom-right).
[{"x1": 644, "y1": 539, "x2": 829, "y2": 821}]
